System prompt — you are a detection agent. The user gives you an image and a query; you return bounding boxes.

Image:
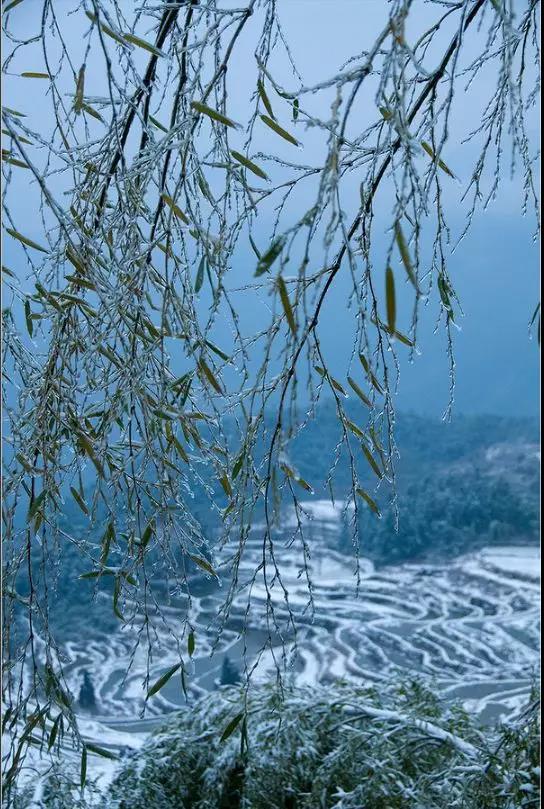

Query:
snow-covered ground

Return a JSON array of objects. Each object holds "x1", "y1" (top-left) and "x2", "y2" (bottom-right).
[{"x1": 20, "y1": 502, "x2": 540, "y2": 790}]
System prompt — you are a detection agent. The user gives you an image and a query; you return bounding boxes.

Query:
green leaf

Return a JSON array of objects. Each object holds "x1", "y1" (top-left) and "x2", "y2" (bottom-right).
[
  {"x1": 20, "y1": 72, "x2": 50, "y2": 79},
  {"x1": 356, "y1": 487, "x2": 381, "y2": 517},
  {"x1": 219, "y1": 475, "x2": 233, "y2": 498},
  {"x1": 149, "y1": 115, "x2": 168, "y2": 133},
  {"x1": 191, "y1": 101, "x2": 239, "y2": 129},
  {"x1": 195, "y1": 256, "x2": 205, "y2": 293},
  {"x1": 205, "y1": 340, "x2": 230, "y2": 362},
  {"x1": 277, "y1": 276, "x2": 296, "y2": 336},
  {"x1": 361, "y1": 443, "x2": 383, "y2": 479},
  {"x1": 260, "y1": 115, "x2": 299, "y2": 146},
  {"x1": 47, "y1": 714, "x2": 62, "y2": 751},
  {"x1": 140, "y1": 519, "x2": 154, "y2": 548},
  {"x1": 81, "y1": 103, "x2": 104, "y2": 123},
  {"x1": 2, "y1": 106, "x2": 26, "y2": 117},
  {"x1": 385, "y1": 266, "x2": 396, "y2": 334},
  {"x1": 85, "y1": 11, "x2": 127, "y2": 46},
  {"x1": 65, "y1": 274, "x2": 96, "y2": 291},
  {"x1": 437, "y1": 274, "x2": 452, "y2": 311},
  {"x1": 123, "y1": 32, "x2": 166, "y2": 57},
  {"x1": 80, "y1": 746, "x2": 87, "y2": 789},
  {"x1": 100, "y1": 522, "x2": 114, "y2": 566},
  {"x1": 347, "y1": 376, "x2": 372, "y2": 408},
  {"x1": 232, "y1": 451, "x2": 245, "y2": 480},
  {"x1": 4, "y1": 0, "x2": 25, "y2": 12},
  {"x1": 24, "y1": 299, "x2": 33, "y2": 337},
  {"x1": 70, "y1": 486, "x2": 89, "y2": 516},
  {"x1": 27, "y1": 490, "x2": 46, "y2": 523},
  {"x1": 198, "y1": 359, "x2": 223, "y2": 395},
  {"x1": 147, "y1": 662, "x2": 182, "y2": 698},
  {"x1": 86, "y1": 743, "x2": 118, "y2": 760},
  {"x1": 74, "y1": 65, "x2": 85, "y2": 115},
  {"x1": 346, "y1": 419, "x2": 365, "y2": 439},
  {"x1": 161, "y1": 193, "x2": 189, "y2": 224},
  {"x1": 188, "y1": 631, "x2": 195, "y2": 657},
  {"x1": 230, "y1": 150, "x2": 268, "y2": 180},
  {"x1": 78, "y1": 434, "x2": 104, "y2": 478},
  {"x1": 394, "y1": 222, "x2": 418, "y2": 289},
  {"x1": 2, "y1": 130, "x2": 32, "y2": 146},
  {"x1": 255, "y1": 236, "x2": 285, "y2": 276},
  {"x1": 257, "y1": 79, "x2": 275, "y2": 119},
  {"x1": 358, "y1": 354, "x2": 383, "y2": 394},
  {"x1": 189, "y1": 554, "x2": 218, "y2": 579},
  {"x1": 172, "y1": 435, "x2": 189, "y2": 463},
  {"x1": 2, "y1": 154, "x2": 29, "y2": 169},
  {"x1": 421, "y1": 141, "x2": 455, "y2": 179},
  {"x1": 5, "y1": 227, "x2": 48, "y2": 253},
  {"x1": 220, "y1": 712, "x2": 244, "y2": 742}
]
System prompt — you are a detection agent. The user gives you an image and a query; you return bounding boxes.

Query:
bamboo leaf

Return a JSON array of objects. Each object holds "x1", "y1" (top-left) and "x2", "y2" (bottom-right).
[
  {"x1": 80, "y1": 746, "x2": 87, "y2": 789},
  {"x1": 356, "y1": 487, "x2": 381, "y2": 517},
  {"x1": 277, "y1": 276, "x2": 296, "y2": 336},
  {"x1": 123, "y1": 32, "x2": 166, "y2": 58},
  {"x1": 232, "y1": 451, "x2": 245, "y2": 480},
  {"x1": 257, "y1": 79, "x2": 275, "y2": 119},
  {"x1": 85, "y1": 11, "x2": 130, "y2": 47},
  {"x1": 195, "y1": 256, "x2": 205, "y2": 292},
  {"x1": 220, "y1": 712, "x2": 244, "y2": 742},
  {"x1": 198, "y1": 359, "x2": 223, "y2": 395},
  {"x1": 191, "y1": 101, "x2": 239, "y2": 129},
  {"x1": 361, "y1": 443, "x2": 383, "y2": 479},
  {"x1": 385, "y1": 266, "x2": 396, "y2": 334},
  {"x1": 219, "y1": 475, "x2": 232, "y2": 498},
  {"x1": 161, "y1": 193, "x2": 189, "y2": 224},
  {"x1": 4, "y1": 0, "x2": 25, "y2": 12},
  {"x1": 5, "y1": 227, "x2": 48, "y2": 253},
  {"x1": 421, "y1": 141, "x2": 455, "y2": 178},
  {"x1": 188, "y1": 631, "x2": 195, "y2": 657},
  {"x1": 24, "y1": 299, "x2": 33, "y2": 337},
  {"x1": 189, "y1": 554, "x2": 218, "y2": 578},
  {"x1": 78, "y1": 434, "x2": 104, "y2": 478},
  {"x1": 140, "y1": 519, "x2": 154, "y2": 548},
  {"x1": 86, "y1": 743, "x2": 118, "y2": 760},
  {"x1": 255, "y1": 236, "x2": 285, "y2": 276},
  {"x1": 394, "y1": 222, "x2": 418, "y2": 289},
  {"x1": 347, "y1": 376, "x2": 372, "y2": 408},
  {"x1": 205, "y1": 340, "x2": 230, "y2": 362},
  {"x1": 358, "y1": 354, "x2": 383, "y2": 394},
  {"x1": 74, "y1": 65, "x2": 85, "y2": 115},
  {"x1": 70, "y1": 486, "x2": 89, "y2": 516},
  {"x1": 27, "y1": 490, "x2": 46, "y2": 523},
  {"x1": 230, "y1": 150, "x2": 268, "y2": 180},
  {"x1": 3, "y1": 106, "x2": 26, "y2": 117},
  {"x1": 81, "y1": 103, "x2": 104, "y2": 123},
  {"x1": 2, "y1": 154, "x2": 29, "y2": 169},
  {"x1": 47, "y1": 715, "x2": 62, "y2": 751},
  {"x1": 260, "y1": 114, "x2": 299, "y2": 146},
  {"x1": 20, "y1": 72, "x2": 50, "y2": 79},
  {"x1": 147, "y1": 662, "x2": 182, "y2": 698},
  {"x1": 149, "y1": 115, "x2": 168, "y2": 133},
  {"x1": 346, "y1": 419, "x2": 365, "y2": 439}
]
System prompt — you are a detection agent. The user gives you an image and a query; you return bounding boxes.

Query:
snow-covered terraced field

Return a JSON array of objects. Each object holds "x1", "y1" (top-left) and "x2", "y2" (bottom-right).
[{"x1": 58, "y1": 501, "x2": 540, "y2": 762}]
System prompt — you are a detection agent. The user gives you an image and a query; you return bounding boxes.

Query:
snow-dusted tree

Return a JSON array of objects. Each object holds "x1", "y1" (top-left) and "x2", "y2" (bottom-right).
[{"x1": 1, "y1": 0, "x2": 539, "y2": 795}]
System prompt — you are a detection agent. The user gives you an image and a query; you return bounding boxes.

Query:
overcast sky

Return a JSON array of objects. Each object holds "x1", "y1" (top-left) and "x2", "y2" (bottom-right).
[{"x1": 3, "y1": 0, "x2": 539, "y2": 418}]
